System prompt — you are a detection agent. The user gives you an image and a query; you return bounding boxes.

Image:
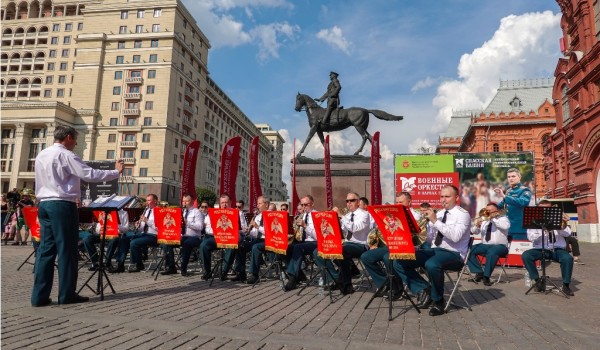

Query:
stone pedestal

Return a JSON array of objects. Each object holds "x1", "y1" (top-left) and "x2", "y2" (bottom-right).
[{"x1": 294, "y1": 155, "x2": 372, "y2": 210}]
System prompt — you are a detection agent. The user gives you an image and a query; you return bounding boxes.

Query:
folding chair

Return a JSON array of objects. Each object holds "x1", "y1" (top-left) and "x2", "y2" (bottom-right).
[
  {"x1": 352, "y1": 258, "x2": 373, "y2": 291},
  {"x1": 444, "y1": 237, "x2": 474, "y2": 312},
  {"x1": 494, "y1": 238, "x2": 512, "y2": 284}
]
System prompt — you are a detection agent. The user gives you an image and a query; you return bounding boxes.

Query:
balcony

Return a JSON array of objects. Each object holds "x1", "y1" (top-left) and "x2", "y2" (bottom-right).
[
  {"x1": 125, "y1": 77, "x2": 143, "y2": 84},
  {"x1": 183, "y1": 104, "x2": 194, "y2": 115},
  {"x1": 182, "y1": 117, "x2": 193, "y2": 128},
  {"x1": 120, "y1": 140, "x2": 137, "y2": 148},
  {"x1": 121, "y1": 157, "x2": 135, "y2": 165},
  {"x1": 1, "y1": 138, "x2": 15, "y2": 144},
  {"x1": 184, "y1": 86, "x2": 193, "y2": 98},
  {"x1": 120, "y1": 176, "x2": 134, "y2": 182},
  {"x1": 124, "y1": 92, "x2": 141, "y2": 100},
  {"x1": 31, "y1": 137, "x2": 46, "y2": 143},
  {"x1": 123, "y1": 108, "x2": 140, "y2": 115}
]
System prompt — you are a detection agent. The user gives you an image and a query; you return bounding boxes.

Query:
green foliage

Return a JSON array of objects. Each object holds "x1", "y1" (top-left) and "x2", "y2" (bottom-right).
[{"x1": 196, "y1": 187, "x2": 217, "y2": 207}]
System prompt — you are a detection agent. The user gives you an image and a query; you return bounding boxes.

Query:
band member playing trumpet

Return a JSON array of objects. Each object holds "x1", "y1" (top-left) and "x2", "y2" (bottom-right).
[
  {"x1": 467, "y1": 203, "x2": 510, "y2": 286},
  {"x1": 283, "y1": 195, "x2": 317, "y2": 291},
  {"x1": 521, "y1": 200, "x2": 575, "y2": 296},
  {"x1": 495, "y1": 168, "x2": 532, "y2": 240},
  {"x1": 313, "y1": 192, "x2": 371, "y2": 295},
  {"x1": 392, "y1": 185, "x2": 471, "y2": 316},
  {"x1": 361, "y1": 191, "x2": 419, "y2": 299}
]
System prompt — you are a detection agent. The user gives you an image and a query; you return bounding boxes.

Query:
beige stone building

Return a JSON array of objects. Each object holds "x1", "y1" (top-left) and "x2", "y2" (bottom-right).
[
  {"x1": 1, "y1": 0, "x2": 286, "y2": 203},
  {"x1": 255, "y1": 123, "x2": 287, "y2": 201}
]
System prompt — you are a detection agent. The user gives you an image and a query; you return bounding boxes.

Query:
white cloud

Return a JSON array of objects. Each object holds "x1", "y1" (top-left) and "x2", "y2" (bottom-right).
[
  {"x1": 411, "y1": 76, "x2": 445, "y2": 93},
  {"x1": 316, "y1": 26, "x2": 351, "y2": 54},
  {"x1": 409, "y1": 10, "x2": 561, "y2": 150},
  {"x1": 251, "y1": 22, "x2": 300, "y2": 60}
]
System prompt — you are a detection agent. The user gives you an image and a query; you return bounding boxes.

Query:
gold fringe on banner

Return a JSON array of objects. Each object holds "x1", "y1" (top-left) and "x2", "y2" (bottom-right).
[
  {"x1": 389, "y1": 253, "x2": 416, "y2": 260},
  {"x1": 217, "y1": 243, "x2": 238, "y2": 249},
  {"x1": 318, "y1": 252, "x2": 344, "y2": 260},
  {"x1": 158, "y1": 239, "x2": 181, "y2": 245},
  {"x1": 266, "y1": 247, "x2": 287, "y2": 255}
]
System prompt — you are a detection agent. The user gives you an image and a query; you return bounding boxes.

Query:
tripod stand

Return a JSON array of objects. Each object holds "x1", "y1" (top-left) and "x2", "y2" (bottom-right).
[
  {"x1": 252, "y1": 251, "x2": 286, "y2": 289},
  {"x1": 297, "y1": 259, "x2": 340, "y2": 303},
  {"x1": 209, "y1": 249, "x2": 225, "y2": 287},
  {"x1": 364, "y1": 261, "x2": 420, "y2": 320}
]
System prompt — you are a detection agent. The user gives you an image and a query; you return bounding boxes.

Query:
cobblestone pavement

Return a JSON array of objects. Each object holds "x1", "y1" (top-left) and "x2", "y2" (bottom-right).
[{"x1": 2, "y1": 242, "x2": 599, "y2": 349}]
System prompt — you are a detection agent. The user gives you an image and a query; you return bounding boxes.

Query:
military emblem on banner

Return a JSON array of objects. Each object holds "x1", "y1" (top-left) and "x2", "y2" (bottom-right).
[
  {"x1": 263, "y1": 211, "x2": 289, "y2": 255},
  {"x1": 312, "y1": 211, "x2": 343, "y2": 259},
  {"x1": 93, "y1": 211, "x2": 120, "y2": 240},
  {"x1": 368, "y1": 205, "x2": 417, "y2": 260},
  {"x1": 208, "y1": 208, "x2": 239, "y2": 249},
  {"x1": 22, "y1": 207, "x2": 41, "y2": 242},
  {"x1": 154, "y1": 207, "x2": 182, "y2": 245}
]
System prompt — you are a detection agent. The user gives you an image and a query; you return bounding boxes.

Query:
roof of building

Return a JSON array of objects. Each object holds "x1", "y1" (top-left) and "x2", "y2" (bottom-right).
[
  {"x1": 440, "y1": 111, "x2": 478, "y2": 138},
  {"x1": 484, "y1": 78, "x2": 554, "y2": 114}
]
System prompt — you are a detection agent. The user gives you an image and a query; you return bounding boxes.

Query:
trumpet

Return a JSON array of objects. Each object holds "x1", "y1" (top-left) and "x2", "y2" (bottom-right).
[{"x1": 472, "y1": 208, "x2": 506, "y2": 227}]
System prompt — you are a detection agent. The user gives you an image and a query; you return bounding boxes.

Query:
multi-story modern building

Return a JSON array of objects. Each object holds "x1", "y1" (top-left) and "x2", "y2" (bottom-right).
[
  {"x1": 437, "y1": 78, "x2": 557, "y2": 199},
  {"x1": 0, "y1": 0, "x2": 286, "y2": 204},
  {"x1": 255, "y1": 123, "x2": 287, "y2": 201},
  {"x1": 545, "y1": 0, "x2": 600, "y2": 241}
]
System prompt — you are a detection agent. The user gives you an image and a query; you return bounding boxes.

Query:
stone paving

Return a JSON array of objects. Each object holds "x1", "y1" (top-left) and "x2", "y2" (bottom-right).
[{"x1": 2, "y1": 242, "x2": 600, "y2": 349}]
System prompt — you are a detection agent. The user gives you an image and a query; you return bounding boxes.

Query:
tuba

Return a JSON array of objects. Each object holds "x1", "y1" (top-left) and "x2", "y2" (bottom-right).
[{"x1": 367, "y1": 228, "x2": 386, "y2": 249}]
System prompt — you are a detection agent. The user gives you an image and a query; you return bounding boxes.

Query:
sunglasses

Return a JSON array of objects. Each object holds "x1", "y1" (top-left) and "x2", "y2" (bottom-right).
[
  {"x1": 300, "y1": 203, "x2": 311, "y2": 206},
  {"x1": 236, "y1": 205, "x2": 243, "y2": 209},
  {"x1": 345, "y1": 199, "x2": 358, "y2": 203}
]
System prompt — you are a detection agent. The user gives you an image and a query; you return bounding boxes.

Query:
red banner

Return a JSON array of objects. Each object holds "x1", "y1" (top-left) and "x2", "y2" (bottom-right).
[
  {"x1": 93, "y1": 211, "x2": 119, "y2": 240},
  {"x1": 22, "y1": 207, "x2": 40, "y2": 242},
  {"x1": 180, "y1": 140, "x2": 201, "y2": 204},
  {"x1": 395, "y1": 172, "x2": 459, "y2": 208},
  {"x1": 263, "y1": 211, "x2": 289, "y2": 255},
  {"x1": 208, "y1": 208, "x2": 239, "y2": 249},
  {"x1": 292, "y1": 138, "x2": 300, "y2": 215},
  {"x1": 312, "y1": 211, "x2": 343, "y2": 259},
  {"x1": 219, "y1": 136, "x2": 242, "y2": 205},
  {"x1": 368, "y1": 205, "x2": 416, "y2": 260},
  {"x1": 154, "y1": 207, "x2": 182, "y2": 245},
  {"x1": 370, "y1": 131, "x2": 382, "y2": 205},
  {"x1": 324, "y1": 135, "x2": 333, "y2": 210},
  {"x1": 248, "y1": 136, "x2": 262, "y2": 214}
]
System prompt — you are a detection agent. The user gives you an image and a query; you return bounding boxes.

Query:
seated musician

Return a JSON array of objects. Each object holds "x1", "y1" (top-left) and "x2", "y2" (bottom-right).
[
  {"x1": 283, "y1": 195, "x2": 318, "y2": 291},
  {"x1": 392, "y1": 185, "x2": 471, "y2": 316},
  {"x1": 161, "y1": 194, "x2": 204, "y2": 276},
  {"x1": 361, "y1": 191, "x2": 419, "y2": 299},
  {"x1": 80, "y1": 209, "x2": 129, "y2": 271},
  {"x1": 418, "y1": 202, "x2": 435, "y2": 250},
  {"x1": 358, "y1": 197, "x2": 376, "y2": 229},
  {"x1": 521, "y1": 200, "x2": 575, "y2": 296},
  {"x1": 467, "y1": 203, "x2": 510, "y2": 286},
  {"x1": 245, "y1": 196, "x2": 271, "y2": 283},
  {"x1": 120, "y1": 194, "x2": 159, "y2": 273},
  {"x1": 312, "y1": 192, "x2": 371, "y2": 295},
  {"x1": 200, "y1": 194, "x2": 247, "y2": 280}
]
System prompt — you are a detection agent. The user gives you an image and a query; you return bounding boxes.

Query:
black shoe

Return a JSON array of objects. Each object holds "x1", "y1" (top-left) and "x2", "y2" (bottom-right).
[
  {"x1": 115, "y1": 263, "x2": 125, "y2": 273},
  {"x1": 246, "y1": 274, "x2": 259, "y2": 284},
  {"x1": 297, "y1": 271, "x2": 308, "y2": 282},
  {"x1": 62, "y1": 295, "x2": 90, "y2": 305},
  {"x1": 230, "y1": 273, "x2": 247, "y2": 282},
  {"x1": 11, "y1": 242, "x2": 20, "y2": 246},
  {"x1": 384, "y1": 290, "x2": 403, "y2": 301},
  {"x1": 323, "y1": 282, "x2": 339, "y2": 291},
  {"x1": 468, "y1": 273, "x2": 483, "y2": 283},
  {"x1": 562, "y1": 285, "x2": 575, "y2": 296},
  {"x1": 181, "y1": 270, "x2": 189, "y2": 277},
  {"x1": 341, "y1": 285, "x2": 355, "y2": 295},
  {"x1": 142, "y1": 252, "x2": 148, "y2": 261},
  {"x1": 88, "y1": 265, "x2": 99, "y2": 272},
  {"x1": 32, "y1": 298, "x2": 52, "y2": 307},
  {"x1": 283, "y1": 276, "x2": 297, "y2": 292},
  {"x1": 160, "y1": 268, "x2": 177, "y2": 275},
  {"x1": 351, "y1": 264, "x2": 361, "y2": 278},
  {"x1": 533, "y1": 278, "x2": 544, "y2": 292},
  {"x1": 428, "y1": 301, "x2": 445, "y2": 316},
  {"x1": 201, "y1": 274, "x2": 212, "y2": 281},
  {"x1": 483, "y1": 276, "x2": 492, "y2": 286},
  {"x1": 219, "y1": 272, "x2": 227, "y2": 281},
  {"x1": 128, "y1": 264, "x2": 143, "y2": 273}
]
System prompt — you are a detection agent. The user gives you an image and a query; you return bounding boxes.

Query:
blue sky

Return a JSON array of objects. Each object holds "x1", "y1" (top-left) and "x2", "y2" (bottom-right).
[{"x1": 182, "y1": 0, "x2": 562, "y2": 203}]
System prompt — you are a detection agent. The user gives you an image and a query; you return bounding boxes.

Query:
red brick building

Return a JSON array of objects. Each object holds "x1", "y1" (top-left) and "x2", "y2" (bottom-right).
[
  {"x1": 437, "y1": 79, "x2": 556, "y2": 199},
  {"x1": 545, "y1": 0, "x2": 600, "y2": 241}
]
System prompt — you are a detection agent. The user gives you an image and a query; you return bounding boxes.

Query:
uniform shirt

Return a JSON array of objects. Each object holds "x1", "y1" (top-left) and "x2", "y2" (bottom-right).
[
  {"x1": 204, "y1": 210, "x2": 248, "y2": 235},
  {"x1": 302, "y1": 210, "x2": 317, "y2": 242},
  {"x1": 431, "y1": 205, "x2": 471, "y2": 258},
  {"x1": 527, "y1": 226, "x2": 571, "y2": 250},
  {"x1": 340, "y1": 208, "x2": 371, "y2": 246},
  {"x1": 35, "y1": 143, "x2": 120, "y2": 202},
  {"x1": 497, "y1": 183, "x2": 531, "y2": 236},
  {"x1": 182, "y1": 206, "x2": 204, "y2": 237},
  {"x1": 471, "y1": 215, "x2": 510, "y2": 246},
  {"x1": 248, "y1": 212, "x2": 265, "y2": 239},
  {"x1": 139, "y1": 207, "x2": 157, "y2": 235},
  {"x1": 94, "y1": 209, "x2": 129, "y2": 235}
]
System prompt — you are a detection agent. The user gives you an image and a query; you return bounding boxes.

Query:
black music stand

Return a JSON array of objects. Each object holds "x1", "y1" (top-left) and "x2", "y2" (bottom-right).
[
  {"x1": 252, "y1": 251, "x2": 286, "y2": 289},
  {"x1": 522, "y1": 206, "x2": 569, "y2": 298},
  {"x1": 78, "y1": 195, "x2": 136, "y2": 300}
]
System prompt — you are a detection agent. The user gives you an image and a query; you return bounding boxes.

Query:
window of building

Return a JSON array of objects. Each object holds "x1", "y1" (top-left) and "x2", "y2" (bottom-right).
[
  {"x1": 173, "y1": 154, "x2": 177, "y2": 163},
  {"x1": 113, "y1": 86, "x2": 121, "y2": 95},
  {"x1": 44, "y1": 89, "x2": 52, "y2": 97},
  {"x1": 111, "y1": 102, "x2": 120, "y2": 111},
  {"x1": 134, "y1": 40, "x2": 142, "y2": 48},
  {"x1": 122, "y1": 150, "x2": 134, "y2": 158},
  {"x1": 128, "y1": 86, "x2": 140, "y2": 93},
  {"x1": 109, "y1": 118, "x2": 118, "y2": 126},
  {"x1": 145, "y1": 101, "x2": 153, "y2": 110},
  {"x1": 146, "y1": 85, "x2": 155, "y2": 94},
  {"x1": 150, "y1": 39, "x2": 158, "y2": 48},
  {"x1": 63, "y1": 36, "x2": 71, "y2": 44},
  {"x1": 141, "y1": 150, "x2": 150, "y2": 159},
  {"x1": 127, "y1": 101, "x2": 139, "y2": 108},
  {"x1": 52, "y1": 24, "x2": 60, "y2": 32},
  {"x1": 56, "y1": 89, "x2": 64, "y2": 97},
  {"x1": 58, "y1": 75, "x2": 66, "y2": 84},
  {"x1": 117, "y1": 41, "x2": 125, "y2": 49},
  {"x1": 148, "y1": 70, "x2": 156, "y2": 78},
  {"x1": 137, "y1": 9, "x2": 144, "y2": 18},
  {"x1": 175, "y1": 123, "x2": 179, "y2": 130},
  {"x1": 123, "y1": 167, "x2": 133, "y2": 177},
  {"x1": 123, "y1": 133, "x2": 135, "y2": 141},
  {"x1": 133, "y1": 55, "x2": 140, "y2": 63},
  {"x1": 135, "y1": 25, "x2": 143, "y2": 33},
  {"x1": 130, "y1": 71, "x2": 141, "y2": 78},
  {"x1": 51, "y1": 37, "x2": 58, "y2": 44},
  {"x1": 126, "y1": 118, "x2": 137, "y2": 126},
  {"x1": 61, "y1": 49, "x2": 69, "y2": 57},
  {"x1": 116, "y1": 56, "x2": 124, "y2": 64},
  {"x1": 149, "y1": 54, "x2": 157, "y2": 63},
  {"x1": 108, "y1": 134, "x2": 116, "y2": 142},
  {"x1": 114, "y1": 71, "x2": 122, "y2": 80},
  {"x1": 517, "y1": 142, "x2": 523, "y2": 151},
  {"x1": 59, "y1": 62, "x2": 67, "y2": 70},
  {"x1": 152, "y1": 24, "x2": 160, "y2": 33},
  {"x1": 78, "y1": 23, "x2": 83, "y2": 31},
  {"x1": 562, "y1": 84, "x2": 571, "y2": 120},
  {"x1": 143, "y1": 117, "x2": 152, "y2": 125},
  {"x1": 493, "y1": 143, "x2": 499, "y2": 152},
  {"x1": 106, "y1": 150, "x2": 115, "y2": 159},
  {"x1": 119, "y1": 26, "x2": 127, "y2": 34},
  {"x1": 121, "y1": 11, "x2": 128, "y2": 19},
  {"x1": 153, "y1": 8, "x2": 162, "y2": 17},
  {"x1": 49, "y1": 50, "x2": 56, "y2": 58},
  {"x1": 139, "y1": 168, "x2": 148, "y2": 176},
  {"x1": 45, "y1": 76, "x2": 53, "y2": 84},
  {"x1": 174, "y1": 139, "x2": 179, "y2": 148},
  {"x1": 65, "y1": 23, "x2": 72, "y2": 31},
  {"x1": 142, "y1": 133, "x2": 151, "y2": 142}
]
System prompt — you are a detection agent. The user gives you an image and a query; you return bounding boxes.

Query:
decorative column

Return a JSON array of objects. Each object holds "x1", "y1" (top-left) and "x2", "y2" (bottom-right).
[{"x1": 9, "y1": 123, "x2": 26, "y2": 188}]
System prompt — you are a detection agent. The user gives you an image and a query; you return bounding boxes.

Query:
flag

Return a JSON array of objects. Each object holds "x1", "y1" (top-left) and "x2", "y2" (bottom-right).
[
  {"x1": 367, "y1": 204, "x2": 417, "y2": 260},
  {"x1": 263, "y1": 211, "x2": 289, "y2": 255},
  {"x1": 248, "y1": 136, "x2": 262, "y2": 213},
  {"x1": 208, "y1": 208, "x2": 239, "y2": 249},
  {"x1": 312, "y1": 211, "x2": 343, "y2": 259},
  {"x1": 219, "y1": 136, "x2": 242, "y2": 204},
  {"x1": 180, "y1": 140, "x2": 201, "y2": 204},
  {"x1": 154, "y1": 207, "x2": 182, "y2": 245}
]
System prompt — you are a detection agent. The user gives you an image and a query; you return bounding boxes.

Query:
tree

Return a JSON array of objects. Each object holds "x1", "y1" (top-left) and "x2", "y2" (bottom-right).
[{"x1": 196, "y1": 187, "x2": 217, "y2": 207}]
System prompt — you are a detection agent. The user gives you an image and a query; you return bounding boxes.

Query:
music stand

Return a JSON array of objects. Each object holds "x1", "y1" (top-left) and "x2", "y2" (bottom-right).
[
  {"x1": 522, "y1": 206, "x2": 569, "y2": 298},
  {"x1": 78, "y1": 195, "x2": 136, "y2": 300}
]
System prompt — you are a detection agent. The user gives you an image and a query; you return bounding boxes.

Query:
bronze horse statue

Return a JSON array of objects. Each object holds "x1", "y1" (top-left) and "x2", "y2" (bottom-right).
[{"x1": 294, "y1": 93, "x2": 403, "y2": 156}]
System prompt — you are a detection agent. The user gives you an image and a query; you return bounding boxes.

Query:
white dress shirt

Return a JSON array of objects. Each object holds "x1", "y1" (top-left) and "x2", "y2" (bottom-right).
[
  {"x1": 471, "y1": 215, "x2": 510, "y2": 246},
  {"x1": 204, "y1": 209, "x2": 248, "y2": 235},
  {"x1": 340, "y1": 208, "x2": 371, "y2": 246},
  {"x1": 35, "y1": 143, "x2": 120, "y2": 202},
  {"x1": 527, "y1": 226, "x2": 571, "y2": 249},
  {"x1": 431, "y1": 205, "x2": 471, "y2": 258},
  {"x1": 248, "y1": 212, "x2": 265, "y2": 239},
  {"x1": 139, "y1": 207, "x2": 157, "y2": 235},
  {"x1": 303, "y1": 210, "x2": 317, "y2": 242},
  {"x1": 182, "y1": 206, "x2": 204, "y2": 237}
]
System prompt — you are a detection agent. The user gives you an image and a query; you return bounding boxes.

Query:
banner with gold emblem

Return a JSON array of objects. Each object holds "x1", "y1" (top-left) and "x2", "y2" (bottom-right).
[
  {"x1": 263, "y1": 211, "x2": 289, "y2": 255},
  {"x1": 312, "y1": 211, "x2": 343, "y2": 259},
  {"x1": 93, "y1": 211, "x2": 120, "y2": 240},
  {"x1": 368, "y1": 205, "x2": 416, "y2": 260},
  {"x1": 154, "y1": 207, "x2": 182, "y2": 245},
  {"x1": 208, "y1": 208, "x2": 239, "y2": 249},
  {"x1": 22, "y1": 207, "x2": 40, "y2": 242}
]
